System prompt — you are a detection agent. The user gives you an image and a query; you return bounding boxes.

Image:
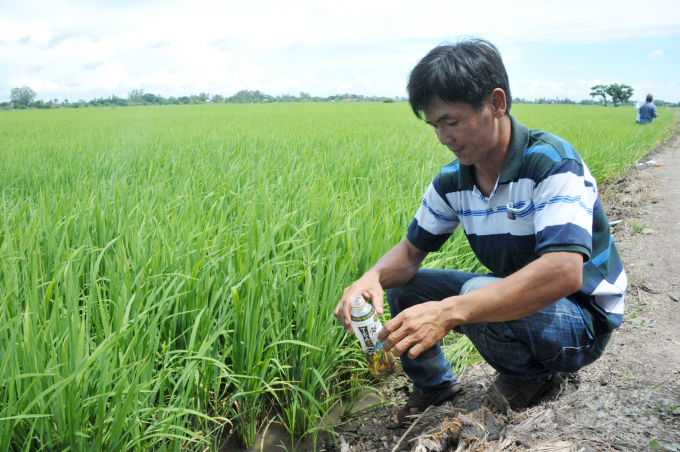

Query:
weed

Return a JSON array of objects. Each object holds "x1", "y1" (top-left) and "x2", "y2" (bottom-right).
[
  {"x1": 619, "y1": 366, "x2": 640, "y2": 380},
  {"x1": 442, "y1": 333, "x2": 483, "y2": 377},
  {"x1": 623, "y1": 296, "x2": 646, "y2": 323},
  {"x1": 650, "y1": 441, "x2": 680, "y2": 451},
  {"x1": 630, "y1": 318, "x2": 656, "y2": 330},
  {"x1": 631, "y1": 219, "x2": 648, "y2": 232},
  {"x1": 623, "y1": 392, "x2": 680, "y2": 422},
  {"x1": 628, "y1": 271, "x2": 648, "y2": 283}
]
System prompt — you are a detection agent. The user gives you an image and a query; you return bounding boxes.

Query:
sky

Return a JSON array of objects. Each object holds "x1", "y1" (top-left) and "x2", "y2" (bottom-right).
[{"x1": 1, "y1": 0, "x2": 679, "y2": 103}]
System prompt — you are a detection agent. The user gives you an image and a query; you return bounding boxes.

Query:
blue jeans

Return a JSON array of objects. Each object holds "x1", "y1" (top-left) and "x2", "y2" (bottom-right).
[{"x1": 386, "y1": 269, "x2": 598, "y2": 394}]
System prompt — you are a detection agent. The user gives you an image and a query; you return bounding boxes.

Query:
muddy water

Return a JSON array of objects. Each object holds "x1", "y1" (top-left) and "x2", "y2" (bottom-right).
[{"x1": 219, "y1": 391, "x2": 383, "y2": 451}]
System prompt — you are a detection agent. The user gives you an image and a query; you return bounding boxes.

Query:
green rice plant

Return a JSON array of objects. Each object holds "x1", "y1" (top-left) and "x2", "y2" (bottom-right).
[
  {"x1": 512, "y1": 104, "x2": 677, "y2": 183},
  {"x1": 442, "y1": 334, "x2": 483, "y2": 377},
  {"x1": 0, "y1": 103, "x2": 675, "y2": 450}
]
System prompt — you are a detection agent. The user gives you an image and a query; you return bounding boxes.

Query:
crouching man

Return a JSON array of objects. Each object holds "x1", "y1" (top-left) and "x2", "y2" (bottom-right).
[{"x1": 334, "y1": 38, "x2": 626, "y2": 428}]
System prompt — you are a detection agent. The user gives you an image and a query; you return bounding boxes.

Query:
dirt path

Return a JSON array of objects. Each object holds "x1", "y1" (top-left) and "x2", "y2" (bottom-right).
[
  {"x1": 322, "y1": 122, "x2": 680, "y2": 452},
  {"x1": 591, "y1": 125, "x2": 680, "y2": 449}
]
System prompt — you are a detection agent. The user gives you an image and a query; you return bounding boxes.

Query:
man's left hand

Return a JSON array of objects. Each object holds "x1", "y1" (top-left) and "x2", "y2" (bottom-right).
[{"x1": 377, "y1": 300, "x2": 454, "y2": 359}]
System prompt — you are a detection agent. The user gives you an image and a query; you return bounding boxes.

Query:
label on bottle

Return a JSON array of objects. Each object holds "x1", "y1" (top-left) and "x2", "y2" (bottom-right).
[
  {"x1": 352, "y1": 306, "x2": 380, "y2": 353},
  {"x1": 352, "y1": 310, "x2": 377, "y2": 323}
]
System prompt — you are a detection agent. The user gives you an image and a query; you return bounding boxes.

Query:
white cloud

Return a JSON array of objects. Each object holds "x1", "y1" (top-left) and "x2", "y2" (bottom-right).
[
  {"x1": 7, "y1": 73, "x2": 65, "y2": 94},
  {"x1": 0, "y1": 21, "x2": 55, "y2": 45},
  {"x1": 96, "y1": 61, "x2": 131, "y2": 91},
  {"x1": 503, "y1": 53, "x2": 526, "y2": 64},
  {"x1": 6, "y1": 59, "x2": 130, "y2": 95},
  {"x1": 0, "y1": 0, "x2": 679, "y2": 101},
  {"x1": 630, "y1": 81, "x2": 680, "y2": 101},
  {"x1": 350, "y1": 75, "x2": 395, "y2": 96},
  {"x1": 44, "y1": 33, "x2": 77, "y2": 49},
  {"x1": 288, "y1": 41, "x2": 304, "y2": 54},
  {"x1": 83, "y1": 61, "x2": 105, "y2": 70},
  {"x1": 150, "y1": 41, "x2": 170, "y2": 49},
  {"x1": 516, "y1": 78, "x2": 597, "y2": 101},
  {"x1": 209, "y1": 37, "x2": 242, "y2": 53},
  {"x1": 139, "y1": 69, "x2": 189, "y2": 89},
  {"x1": 647, "y1": 49, "x2": 666, "y2": 59}
]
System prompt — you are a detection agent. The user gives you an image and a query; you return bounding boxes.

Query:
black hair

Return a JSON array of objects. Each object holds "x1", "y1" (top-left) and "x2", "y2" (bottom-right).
[{"x1": 407, "y1": 38, "x2": 512, "y2": 119}]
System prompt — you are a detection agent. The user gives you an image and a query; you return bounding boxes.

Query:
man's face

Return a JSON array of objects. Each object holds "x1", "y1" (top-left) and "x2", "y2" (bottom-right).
[{"x1": 423, "y1": 98, "x2": 500, "y2": 167}]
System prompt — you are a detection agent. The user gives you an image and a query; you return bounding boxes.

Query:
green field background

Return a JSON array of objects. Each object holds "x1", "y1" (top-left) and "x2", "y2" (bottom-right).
[{"x1": 0, "y1": 104, "x2": 676, "y2": 451}]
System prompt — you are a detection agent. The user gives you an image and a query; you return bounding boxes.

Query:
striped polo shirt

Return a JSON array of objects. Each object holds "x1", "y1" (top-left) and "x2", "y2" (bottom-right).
[{"x1": 407, "y1": 115, "x2": 626, "y2": 357}]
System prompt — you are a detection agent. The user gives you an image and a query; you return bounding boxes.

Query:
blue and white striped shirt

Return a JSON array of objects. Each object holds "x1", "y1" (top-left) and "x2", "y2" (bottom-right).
[{"x1": 407, "y1": 115, "x2": 626, "y2": 356}]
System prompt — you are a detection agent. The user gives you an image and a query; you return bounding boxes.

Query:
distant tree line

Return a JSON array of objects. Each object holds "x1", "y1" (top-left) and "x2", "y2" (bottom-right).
[
  {"x1": 512, "y1": 83, "x2": 638, "y2": 107},
  {"x1": 514, "y1": 97, "x2": 580, "y2": 105},
  {"x1": 223, "y1": 90, "x2": 405, "y2": 104},
  {"x1": 513, "y1": 94, "x2": 679, "y2": 108},
  {"x1": 1, "y1": 86, "x2": 406, "y2": 110},
  {"x1": 514, "y1": 97, "x2": 612, "y2": 105},
  {"x1": 4, "y1": 85, "x2": 678, "y2": 111}
]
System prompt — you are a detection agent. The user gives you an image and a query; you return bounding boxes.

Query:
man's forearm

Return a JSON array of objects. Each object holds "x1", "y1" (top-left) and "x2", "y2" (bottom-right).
[
  {"x1": 376, "y1": 250, "x2": 585, "y2": 360},
  {"x1": 440, "y1": 251, "x2": 584, "y2": 329},
  {"x1": 368, "y1": 238, "x2": 428, "y2": 290}
]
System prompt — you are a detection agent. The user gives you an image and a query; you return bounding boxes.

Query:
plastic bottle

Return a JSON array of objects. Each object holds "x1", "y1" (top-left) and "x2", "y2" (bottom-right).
[{"x1": 350, "y1": 295, "x2": 396, "y2": 377}]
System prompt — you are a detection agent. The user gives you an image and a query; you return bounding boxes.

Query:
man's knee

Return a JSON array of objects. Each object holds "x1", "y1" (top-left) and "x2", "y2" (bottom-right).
[
  {"x1": 388, "y1": 269, "x2": 486, "y2": 315},
  {"x1": 385, "y1": 271, "x2": 435, "y2": 314},
  {"x1": 460, "y1": 275, "x2": 500, "y2": 295},
  {"x1": 385, "y1": 286, "x2": 406, "y2": 315}
]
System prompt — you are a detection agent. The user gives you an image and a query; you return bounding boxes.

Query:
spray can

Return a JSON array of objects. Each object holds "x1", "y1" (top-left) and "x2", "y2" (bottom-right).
[{"x1": 350, "y1": 295, "x2": 396, "y2": 378}]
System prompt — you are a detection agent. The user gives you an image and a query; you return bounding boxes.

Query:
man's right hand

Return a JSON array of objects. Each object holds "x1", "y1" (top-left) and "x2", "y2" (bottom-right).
[{"x1": 334, "y1": 270, "x2": 384, "y2": 334}]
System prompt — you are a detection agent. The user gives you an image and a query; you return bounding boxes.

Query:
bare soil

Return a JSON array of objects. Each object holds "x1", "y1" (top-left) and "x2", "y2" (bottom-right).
[{"x1": 317, "y1": 123, "x2": 680, "y2": 452}]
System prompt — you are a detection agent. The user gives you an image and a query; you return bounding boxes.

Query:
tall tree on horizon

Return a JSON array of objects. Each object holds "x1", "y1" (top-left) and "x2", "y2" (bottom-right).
[
  {"x1": 606, "y1": 83, "x2": 634, "y2": 107},
  {"x1": 10, "y1": 86, "x2": 37, "y2": 107},
  {"x1": 590, "y1": 85, "x2": 608, "y2": 106}
]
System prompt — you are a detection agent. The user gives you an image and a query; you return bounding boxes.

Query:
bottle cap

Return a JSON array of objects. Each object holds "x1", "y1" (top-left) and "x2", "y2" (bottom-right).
[{"x1": 350, "y1": 295, "x2": 366, "y2": 309}]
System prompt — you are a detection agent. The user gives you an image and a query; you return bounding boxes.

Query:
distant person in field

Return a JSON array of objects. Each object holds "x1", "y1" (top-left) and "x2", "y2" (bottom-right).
[
  {"x1": 635, "y1": 97, "x2": 650, "y2": 123},
  {"x1": 335, "y1": 38, "x2": 626, "y2": 426},
  {"x1": 638, "y1": 93, "x2": 658, "y2": 125}
]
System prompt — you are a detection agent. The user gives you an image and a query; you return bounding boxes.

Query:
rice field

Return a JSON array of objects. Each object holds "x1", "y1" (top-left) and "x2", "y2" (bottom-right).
[{"x1": 0, "y1": 103, "x2": 676, "y2": 451}]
